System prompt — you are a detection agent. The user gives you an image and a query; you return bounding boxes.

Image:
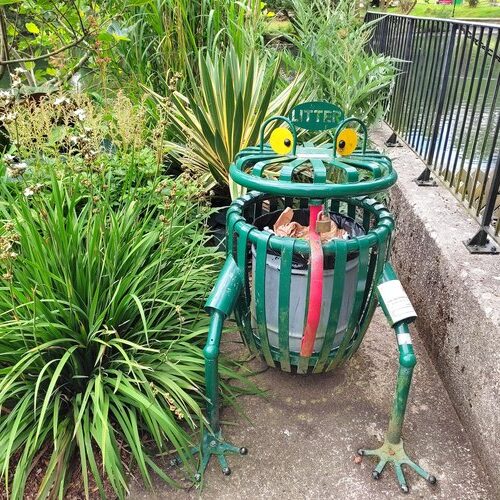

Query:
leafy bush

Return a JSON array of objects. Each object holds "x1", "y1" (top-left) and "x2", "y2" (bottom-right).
[
  {"x1": 0, "y1": 90, "x2": 149, "y2": 167},
  {"x1": 287, "y1": 0, "x2": 396, "y2": 126},
  {"x1": 164, "y1": 47, "x2": 305, "y2": 199},
  {"x1": 0, "y1": 173, "x2": 243, "y2": 498},
  {"x1": 111, "y1": 0, "x2": 265, "y2": 96},
  {"x1": 0, "y1": 90, "x2": 184, "y2": 208}
]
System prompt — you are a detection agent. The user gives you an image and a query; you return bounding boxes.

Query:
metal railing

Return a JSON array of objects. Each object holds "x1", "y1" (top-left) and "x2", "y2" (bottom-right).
[{"x1": 365, "y1": 12, "x2": 500, "y2": 253}]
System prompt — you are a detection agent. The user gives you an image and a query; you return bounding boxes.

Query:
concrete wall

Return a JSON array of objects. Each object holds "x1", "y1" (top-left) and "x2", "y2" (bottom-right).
[{"x1": 371, "y1": 123, "x2": 500, "y2": 495}]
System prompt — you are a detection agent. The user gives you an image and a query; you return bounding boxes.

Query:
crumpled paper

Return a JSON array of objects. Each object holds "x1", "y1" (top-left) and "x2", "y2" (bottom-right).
[{"x1": 272, "y1": 207, "x2": 347, "y2": 243}]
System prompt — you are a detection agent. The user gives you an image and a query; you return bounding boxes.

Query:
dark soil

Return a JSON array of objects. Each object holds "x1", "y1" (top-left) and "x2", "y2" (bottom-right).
[{"x1": 0, "y1": 444, "x2": 122, "y2": 500}]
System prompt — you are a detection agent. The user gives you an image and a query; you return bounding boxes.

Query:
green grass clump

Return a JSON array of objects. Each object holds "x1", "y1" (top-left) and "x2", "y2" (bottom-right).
[
  {"x1": 411, "y1": 2, "x2": 499, "y2": 19},
  {"x1": 0, "y1": 173, "x2": 245, "y2": 499},
  {"x1": 265, "y1": 19, "x2": 295, "y2": 34}
]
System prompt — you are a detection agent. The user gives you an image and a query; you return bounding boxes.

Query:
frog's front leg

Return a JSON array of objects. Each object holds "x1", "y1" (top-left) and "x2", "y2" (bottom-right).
[
  {"x1": 358, "y1": 263, "x2": 437, "y2": 493},
  {"x1": 195, "y1": 257, "x2": 248, "y2": 480}
]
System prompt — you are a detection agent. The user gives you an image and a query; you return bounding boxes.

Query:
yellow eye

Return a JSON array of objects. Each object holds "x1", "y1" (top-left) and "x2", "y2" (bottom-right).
[
  {"x1": 269, "y1": 128, "x2": 294, "y2": 155},
  {"x1": 336, "y1": 128, "x2": 358, "y2": 156}
]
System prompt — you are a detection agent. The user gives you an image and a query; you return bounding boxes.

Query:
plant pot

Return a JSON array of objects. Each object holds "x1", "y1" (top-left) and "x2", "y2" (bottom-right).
[
  {"x1": 207, "y1": 207, "x2": 228, "y2": 250},
  {"x1": 206, "y1": 185, "x2": 232, "y2": 250}
]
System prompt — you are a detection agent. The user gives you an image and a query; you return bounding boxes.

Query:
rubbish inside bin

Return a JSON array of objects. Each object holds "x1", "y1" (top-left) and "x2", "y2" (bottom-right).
[
  {"x1": 272, "y1": 207, "x2": 347, "y2": 242},
  {"x1": 253, "y1": 208, "x2": 365, "y2": 271}
]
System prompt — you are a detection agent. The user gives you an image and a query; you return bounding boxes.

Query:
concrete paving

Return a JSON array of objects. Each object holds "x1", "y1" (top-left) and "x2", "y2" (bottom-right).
[{"x1": 129, "y1": 309, "x2": 494, "y2": 499}]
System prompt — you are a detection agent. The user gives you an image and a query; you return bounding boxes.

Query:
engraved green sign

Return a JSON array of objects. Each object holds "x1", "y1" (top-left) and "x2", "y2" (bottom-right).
[{"x1": 289, "y1": 101, "x2": 345, "y2": 131}]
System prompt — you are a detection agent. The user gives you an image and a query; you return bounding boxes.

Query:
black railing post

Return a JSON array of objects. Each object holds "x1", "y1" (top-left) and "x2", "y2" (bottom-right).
[
  {"x1": 415, "y1": 24, "x2": 456, "y2": 187},
  {"x1": 427, "y1": 24, "x2": 456, "y2": 166},
  {"x1": 414, "y1": 167, "x2": 437, "y2": 186},
  {"x1": 464, "y1": 154, "x2": 500, "y2": 254},
  {"x1": 385, "y1": 132, "x2": 402, "y2": 147},
  {"x1": 395, "y1": 16, "x2": 415, "y2": 132},
  {"x1": 381, "y1": 16, "x2": 389, "y2": 53}
]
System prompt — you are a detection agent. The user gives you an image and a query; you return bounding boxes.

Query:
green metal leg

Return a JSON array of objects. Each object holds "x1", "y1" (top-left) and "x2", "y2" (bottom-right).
[
  {"x1": 192, "y1": 310, "x2": 248, "y2": 480},
  {"x1": 171, "y1": 258, "x2": 247, "y2": 481},
  {"x1": 358, "y1": 322, "x2": 436, "y2": 493},
  {"x1": 204, "y1": 312, "x2": 223, "y2": 433}
]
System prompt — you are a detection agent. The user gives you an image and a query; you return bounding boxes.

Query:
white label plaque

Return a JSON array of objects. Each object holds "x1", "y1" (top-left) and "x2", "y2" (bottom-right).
[
  {"x1": 377, "y1": 280, "x2": 417, "y2": 326},
  {"x1": 396, "y1": 332, "x2": 412, "y2": 346}
]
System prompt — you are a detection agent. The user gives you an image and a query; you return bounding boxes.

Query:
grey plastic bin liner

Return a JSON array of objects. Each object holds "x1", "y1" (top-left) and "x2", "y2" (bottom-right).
[{"x1": 250, "y1": 209, "x2": 365, "y2": 354}]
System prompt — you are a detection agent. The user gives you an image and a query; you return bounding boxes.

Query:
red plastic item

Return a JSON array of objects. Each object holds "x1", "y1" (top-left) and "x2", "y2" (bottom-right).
[{"x1": 300, "y1": 205, "x2": 324, "y2": 357}]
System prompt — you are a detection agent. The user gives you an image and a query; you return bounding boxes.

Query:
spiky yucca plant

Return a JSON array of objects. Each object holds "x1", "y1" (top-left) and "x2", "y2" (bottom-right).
[{"x1": 165, "y1": 47, "x2": 305, "y2": 199}]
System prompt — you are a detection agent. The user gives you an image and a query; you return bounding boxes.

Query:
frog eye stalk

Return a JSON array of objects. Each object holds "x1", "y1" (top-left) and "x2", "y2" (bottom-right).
[
  {"x1": 270, "y1": 127, "x2": 294, "y2": 155},
  {"x1": 336, "y1": 128, "x2": 358, "y2": 156},
  {"x1": 333, "y1": 117, "x2": 367, "y2": 158},
  {"x1": 259, "y1": 115, "x2": 298, "y2": 156}
]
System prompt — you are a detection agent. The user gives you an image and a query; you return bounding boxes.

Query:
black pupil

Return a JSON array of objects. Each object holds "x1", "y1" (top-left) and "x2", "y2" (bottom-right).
[
  {"x1": 339, "y1": 140, "x2": 346, "y2": 148},
  {"x1": 284, "y1": 138, "x2": 291, "y2": 147}
]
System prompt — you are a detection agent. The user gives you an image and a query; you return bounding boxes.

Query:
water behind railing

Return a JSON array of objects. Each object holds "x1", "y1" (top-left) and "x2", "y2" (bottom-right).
[{"x1": 365, "y1": 12, "x2": 499, "y2": 242}]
